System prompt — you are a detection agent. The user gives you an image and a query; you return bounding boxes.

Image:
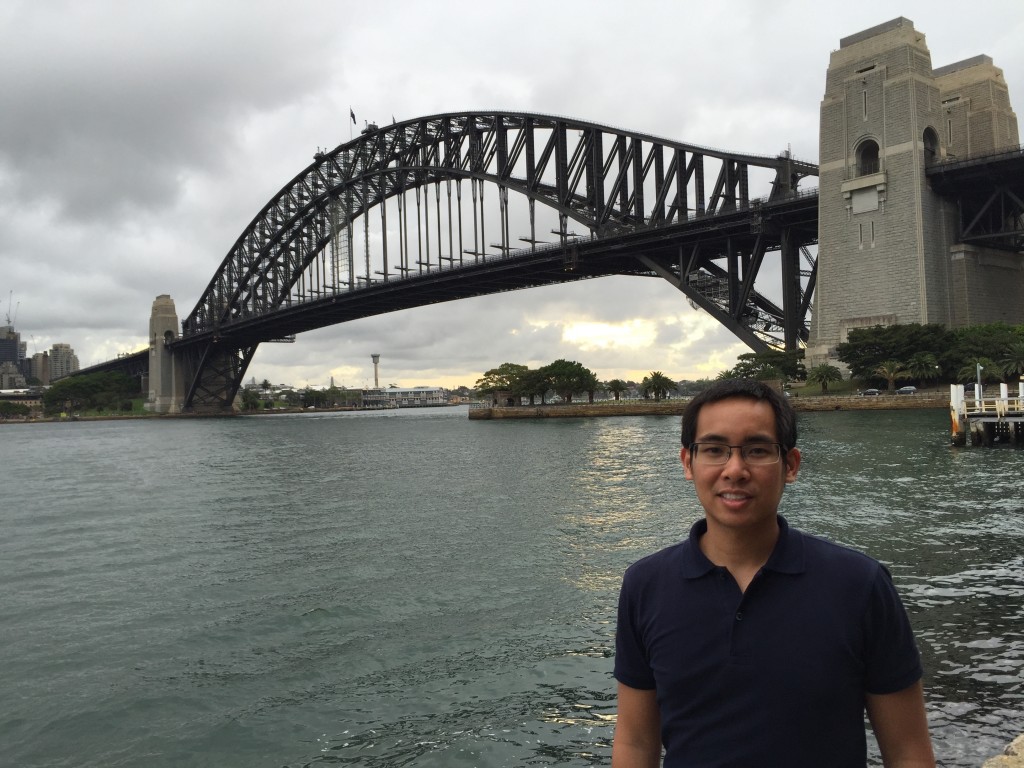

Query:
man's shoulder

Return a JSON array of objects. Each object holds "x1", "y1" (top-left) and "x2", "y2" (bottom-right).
[
  {"x1": 790, "y1": 525, "x2": 887, "y2": 578},
  {"x1": 623, "y1": 538, "x2": 692, "y2": 583}
]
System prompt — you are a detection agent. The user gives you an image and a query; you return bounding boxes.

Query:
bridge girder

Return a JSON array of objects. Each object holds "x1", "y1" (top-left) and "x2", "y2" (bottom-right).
[
  {"x1": 927, "y1": 147, "x2": 1024, "y2": 253},
  {"x1": 177, "y1": 112, "x2": 818, "y2": 411}
]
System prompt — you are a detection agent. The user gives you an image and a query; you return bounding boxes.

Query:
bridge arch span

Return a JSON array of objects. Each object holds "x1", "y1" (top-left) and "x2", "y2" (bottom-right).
[{"x1": 177, "y1": 112, "x2": 817, "y2": 412}]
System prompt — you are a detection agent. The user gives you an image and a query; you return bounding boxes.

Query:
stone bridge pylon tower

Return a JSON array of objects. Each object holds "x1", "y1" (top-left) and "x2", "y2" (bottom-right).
[
  {"x1": 144, "y1": 294, "x2": 184, "y2": 414},
  {"x1": 807, "y1": 17, "x2": 1021, "y2": 365}
]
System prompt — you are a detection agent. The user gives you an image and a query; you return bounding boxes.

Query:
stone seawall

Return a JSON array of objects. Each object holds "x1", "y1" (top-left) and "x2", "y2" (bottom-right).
[
  {"x1": 984, "y1": 734, "x2": 1024, "y2": 767},
  {"x1": 468, "y1": 395, "x2": 948, "y2": 419}
]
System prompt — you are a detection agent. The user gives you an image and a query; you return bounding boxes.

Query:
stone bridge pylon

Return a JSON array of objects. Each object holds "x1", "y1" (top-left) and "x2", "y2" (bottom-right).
[{"x1": 807, "y1": 17, "x2": 1022, "y2": 366}]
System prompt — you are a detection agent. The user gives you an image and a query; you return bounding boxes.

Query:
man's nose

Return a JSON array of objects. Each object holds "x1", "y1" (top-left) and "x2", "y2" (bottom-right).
[{"x1": 721, "y1": 448, "x2": 751, "y2": 476}]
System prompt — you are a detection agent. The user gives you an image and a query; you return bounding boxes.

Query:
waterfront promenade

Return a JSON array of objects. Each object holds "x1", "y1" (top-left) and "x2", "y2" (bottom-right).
[{"x1": 469, "y1": 392, "x2": 949, "y2": 419}]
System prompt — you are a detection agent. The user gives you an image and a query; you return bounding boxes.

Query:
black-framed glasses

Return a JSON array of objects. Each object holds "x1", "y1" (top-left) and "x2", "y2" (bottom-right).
[{"x1": 690, "y1": 442, "x2": 783, "y2": 466}]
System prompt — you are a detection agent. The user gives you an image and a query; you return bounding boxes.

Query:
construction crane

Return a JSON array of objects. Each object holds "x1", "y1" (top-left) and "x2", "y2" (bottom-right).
[{"x1": 4, "y1": 290, "x2": 18, "y2": 327}]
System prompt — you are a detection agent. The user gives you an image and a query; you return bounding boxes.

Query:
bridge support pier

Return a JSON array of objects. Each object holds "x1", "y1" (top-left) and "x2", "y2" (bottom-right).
[{"x1": 144, "y1": 294, "x2": 185, "y2": 414}]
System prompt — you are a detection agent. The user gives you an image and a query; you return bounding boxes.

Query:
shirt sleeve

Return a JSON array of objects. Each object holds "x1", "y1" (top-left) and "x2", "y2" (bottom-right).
[
  {"x1": 614, "y1": 566, "x2": 657, "y2": 690},
  {"x1": 862, "y1": 564, "x2": 924, "y2": 695}
]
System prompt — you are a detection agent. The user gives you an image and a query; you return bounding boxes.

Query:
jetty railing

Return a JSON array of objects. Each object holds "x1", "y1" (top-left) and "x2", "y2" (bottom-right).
[{"x1": 950, "y1": 382, "x2": 1024, "y2": 446}]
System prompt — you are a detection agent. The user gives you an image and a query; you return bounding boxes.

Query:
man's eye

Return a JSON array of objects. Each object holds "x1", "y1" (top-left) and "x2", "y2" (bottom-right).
[
  {"x1": 746, "y1": 446, "x2": 773, "y2": 458},
  {"x1": 702, "y1": 445, "x2": 728, "y2": 457}
]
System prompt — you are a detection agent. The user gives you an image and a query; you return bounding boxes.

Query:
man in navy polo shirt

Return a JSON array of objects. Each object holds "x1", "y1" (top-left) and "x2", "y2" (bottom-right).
[{"x1": 612, "y1": 379, "x2": 934, "y2": 767}]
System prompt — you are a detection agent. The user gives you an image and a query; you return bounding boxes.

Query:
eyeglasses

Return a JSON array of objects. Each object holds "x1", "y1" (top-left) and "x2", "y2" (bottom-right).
[{"x1": 690, "y1": 442, "x2": 783, "y2": 466}]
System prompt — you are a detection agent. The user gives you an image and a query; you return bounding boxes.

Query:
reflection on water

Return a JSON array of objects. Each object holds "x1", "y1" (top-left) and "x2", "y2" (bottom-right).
[{"x1": 1, "y1": 408, "x2": 1021, "y2": 767}]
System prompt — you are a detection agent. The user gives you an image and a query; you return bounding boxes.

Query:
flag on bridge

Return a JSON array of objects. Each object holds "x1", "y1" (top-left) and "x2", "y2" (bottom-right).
[{"x1": 350, "y1": 108, "x2": 356, "y2": 125}]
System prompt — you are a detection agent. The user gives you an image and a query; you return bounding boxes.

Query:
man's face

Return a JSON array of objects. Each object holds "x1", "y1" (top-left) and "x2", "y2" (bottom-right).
[{"x1": 681, "y1": 397, "x2": 801, "y2": 534}]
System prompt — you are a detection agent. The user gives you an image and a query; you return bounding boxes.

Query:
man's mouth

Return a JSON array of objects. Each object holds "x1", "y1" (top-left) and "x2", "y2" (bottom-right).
[{"x1": 719, "y1": 491, "x2": 751, "y2": 501}]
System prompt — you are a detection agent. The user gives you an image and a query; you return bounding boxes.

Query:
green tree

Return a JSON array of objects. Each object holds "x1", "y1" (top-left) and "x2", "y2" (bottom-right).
[
  {"x1": 948, "y1": 323, "x2": 1024, "y2": 366},
  {"x1": 873, "y1": 360, "x2": 910, "y2": 391},
  {"x1": 906, "y1": 352, "x2": 941, "y2": 386},
  {"x1": 0, "y1": 401, "x2": 30, "y2": 418},
  {"x1": 956, "y1": 357, "x2": 997, "y2": 385},
  {"x1": 300, "y1": 388, "x2": 329, "y2": 408},
  {"x1": 582, "y1": 369, "x2": 601, "y2": 403},
  {"x1": 240, "y1": 388, "x2": 261, "y2": 411},
  {"x1": 42, "y1": 371, "x2": 140, "y2": 415},
  {"x1": 806, "y1": 363, "x2": 843, "y2": 393},
  {"x1": 474, "y1": 363, "x2": 529, "y2": 398},
  {"x1": 998, "y1": 342, "x2": 1024, "y2": 380},
  {"x1": 541, "y1": 359, "x2": 596, "y2": 404},
  {"x1": 640, "y1": 371, "x2": 677, "y2": 401},
  {"x1": 837, "y1": 323, "x2": 953, "y2": 380},
  {"x1": 605, "y1": 379, "x2": 629, "y2": 401},
  {"x1": 732, "y1": 351, "x2": 805, "y2": 381},
  {"x1": 518, "y1": 368, "x2": 552, "y2": 405},
  {"x1": 676, "y1": 379, "x2": 714, "y2": 396}
]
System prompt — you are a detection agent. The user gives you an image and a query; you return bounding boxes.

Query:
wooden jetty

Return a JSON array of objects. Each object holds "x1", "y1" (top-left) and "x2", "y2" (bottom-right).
[{"x1": 950, "y1": 383, "x2": 1024, "y2": 446}]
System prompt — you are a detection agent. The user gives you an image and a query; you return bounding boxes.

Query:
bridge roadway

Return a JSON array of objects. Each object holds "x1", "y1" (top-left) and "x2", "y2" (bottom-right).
[
  {"x1": 176, "y1": 190, "x2": 819, "y2": 352},
  {"x1": 76, "y1": 189, "x2": 819, "y2": 392}
]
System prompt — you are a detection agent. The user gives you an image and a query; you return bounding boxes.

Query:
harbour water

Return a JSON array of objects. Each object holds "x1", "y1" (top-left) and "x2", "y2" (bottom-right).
[{"x1": 2, "y1": 407, "x2": 1022, "y2": 767}]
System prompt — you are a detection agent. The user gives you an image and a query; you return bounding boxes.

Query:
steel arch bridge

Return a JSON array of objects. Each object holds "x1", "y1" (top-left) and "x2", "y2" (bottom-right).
[{"x1": 173, "y1": 111, "x2": 819, "y2": 412}]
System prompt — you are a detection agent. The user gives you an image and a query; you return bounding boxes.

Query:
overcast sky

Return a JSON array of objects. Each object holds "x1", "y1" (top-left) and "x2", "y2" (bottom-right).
[{"x1": 2, "y1": 1, "x2": 1022, "y2": 390}]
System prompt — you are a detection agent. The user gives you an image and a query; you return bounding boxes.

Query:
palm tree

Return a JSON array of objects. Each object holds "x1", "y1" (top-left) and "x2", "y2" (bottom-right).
[
  {"x1": 641, "y1": 371, "x2": 676, "y2": 401},
  {"x1": 906, "y1": 352, "x2": 941, "y2": 386},
  {"x1": 605, "y1": 379, "x2": 629, "y2": 401},
  {"x1": 957, "y1": 357, "x2": 997, "y2": 386},
  {"x1": 873, "y1": 360, "x2": 910, "y2": 391},
  {"x1": 806, "y1": 363, "x2": 843, "y2": 393},
  {"x1": 998, "y1": 342, "x2": 1024, "y2": 380}
]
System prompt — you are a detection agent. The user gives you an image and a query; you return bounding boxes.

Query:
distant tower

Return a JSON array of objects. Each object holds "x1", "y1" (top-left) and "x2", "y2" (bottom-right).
[
  {"x1": 371, "y1": 353, "x2": 380, "y2": 388},
  {"x1": 807, "y1": 18, "x2": 1021, "y2": 365}
]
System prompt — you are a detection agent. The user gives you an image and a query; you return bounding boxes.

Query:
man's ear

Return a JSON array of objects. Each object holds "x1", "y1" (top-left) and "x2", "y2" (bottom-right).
[
  {"x1": 784, "y1": 447, "x2": 801, "y2": 483},
  {"x1": 681, "y1": 446, "x2": 694, "y2": 480}
]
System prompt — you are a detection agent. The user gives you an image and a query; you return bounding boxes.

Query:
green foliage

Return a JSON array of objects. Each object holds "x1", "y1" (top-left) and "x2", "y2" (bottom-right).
[
  {"x1": 676, "y1": 379, "x2": 714, "y2": 396},
  {"x1": 42, "y1": 372, "x2": 141, "y2": 415},
  {"x1": 805, "y1": 363, "x2": 843, "y2": 393},
  {"x1": 998, "y1": 342, "x2": 1024, "y2": 380},
  {"x1": 640, "y1": 371, "x2": 676, "y2": 401},
  {"x1": 605, "y1": 379, "x2": 629, "y2": 400},
  {"x1": 836, "y1": 322, "x2": 1024, "y2": 385},
  {"x1": 240, "y1": 388, "x2": 261, "y2": 411},
  {"x1": 0, "y1": 401, "x2": 31, "y2": 418},
  {"x1": 474, "y1": 363, "x2": 529, "y2": 395},
  {"x1": 906, "y1": 352, "x2": 940, "y2": 382},
  {"x1": 518, "y1": 368, "x2": 552, "y2": 404},
  {"x1": 873, "y1": 360, "x2": 911, "y2": 391},
  {"x1": 540, "y1": 359, "x2": 598, "y2": 404},
  {"x1": 947, "y1": 323, "x2": 1024, "y2": 369},
  {"x1": 836, "y1": 323, "x2": 953, "y2": 380},
  {"x1": 300, "y1": 387, "x2": 330, "y2": 408},
  {"x1": 731, "y1": 350, "x2": 805, "y2": 381},
  {"x1": 956, "y1": 357, "x2": 997, "y2": 385}
]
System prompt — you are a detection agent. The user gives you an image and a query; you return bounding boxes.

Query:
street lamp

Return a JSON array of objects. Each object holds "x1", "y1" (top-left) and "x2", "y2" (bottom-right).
[{"x1": 976, "y1": 363, "x2": 984, "y2": 400}]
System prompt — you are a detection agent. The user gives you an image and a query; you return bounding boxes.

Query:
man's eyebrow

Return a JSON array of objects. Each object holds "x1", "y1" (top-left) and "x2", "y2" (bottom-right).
[{"x1": 694, "y1": 433, "x2": 776, "y2": 443}]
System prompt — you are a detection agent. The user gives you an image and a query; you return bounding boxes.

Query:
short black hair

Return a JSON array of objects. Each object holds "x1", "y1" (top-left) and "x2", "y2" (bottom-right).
[{"x1": 681, "y1": 379, "x2": 797, "y2": 450}]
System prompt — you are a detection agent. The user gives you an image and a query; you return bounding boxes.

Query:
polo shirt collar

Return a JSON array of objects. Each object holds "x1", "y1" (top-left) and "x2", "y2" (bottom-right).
[{"x1": 680, "y1": 515, "x2": 806, "y2": 578}]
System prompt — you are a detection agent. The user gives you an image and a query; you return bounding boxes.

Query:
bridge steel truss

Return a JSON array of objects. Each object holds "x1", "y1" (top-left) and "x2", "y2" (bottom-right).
[
  {"x1": 177, "y1": 112, "x2": 818, "y2": 412},
  {"x1": 927, "y1": 146, "x2": 1024, "y2": 253}
]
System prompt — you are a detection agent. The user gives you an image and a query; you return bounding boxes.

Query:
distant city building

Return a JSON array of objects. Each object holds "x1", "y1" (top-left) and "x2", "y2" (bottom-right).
[
  {"x1": 362, "y1": 386, "x2": 448, "y2": 408},
  {"x1": 0, "y1": 325, "x2": 23, "y2": 366},
  {"x1": 0, "y1": 325, "x2": 31, "y2": 380},
  {"x1": 0, "y1": 361, "x2": 27, "y2": 388},
  {"x1": 30, "y1": 351, "x2": 50, "y2": 385},
  {"x1": 49, "y1": 343, "x2": 80, "y2": 381}
]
